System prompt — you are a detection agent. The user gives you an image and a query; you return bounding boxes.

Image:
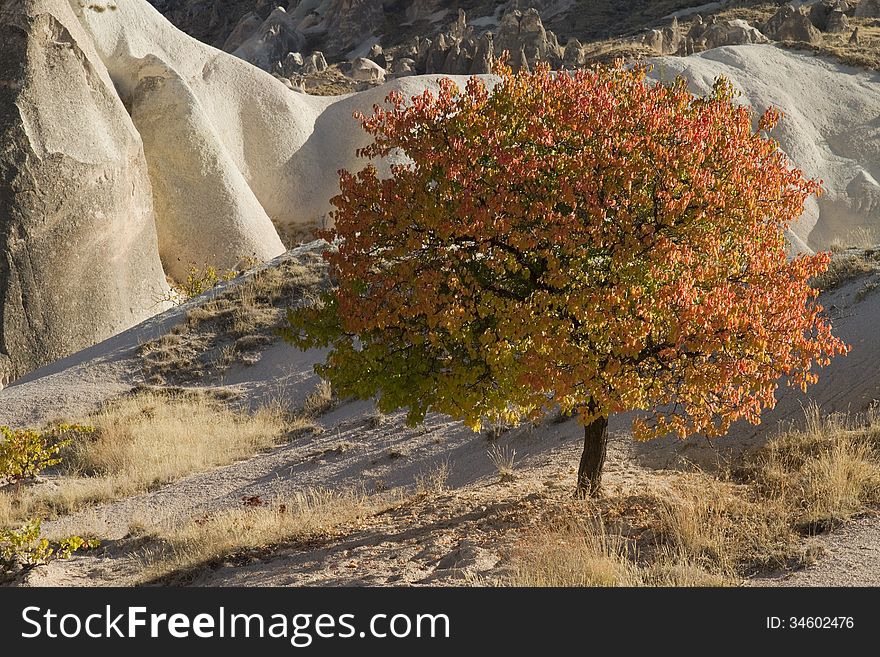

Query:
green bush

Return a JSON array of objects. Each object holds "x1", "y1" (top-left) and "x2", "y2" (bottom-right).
[
  {"x1": 0, "y1": 518, "x2": 98, "y2": 583},
  {"x1": 0, "y1": 424, "x2": 94, "y2": 485}
]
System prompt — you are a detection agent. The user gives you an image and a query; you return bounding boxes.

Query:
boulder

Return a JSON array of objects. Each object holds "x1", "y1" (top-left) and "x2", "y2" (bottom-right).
[
  {"x1": 392, "y1": 57, "x2": 416, "y2": 75},
  {"x1": 689, "y1": 18, "x2": 770, "y2": 51},
  {"x1": 809, "y1": 1, "x2": 852, "y2": 31},
  {"x1": 282, "y1": 51, "x2": 304, "y2": 75},
  {"x1": 562, "y1": 38, "x2": 586, "y2": 68},
  {"x1": 301, "y1": 51, "x2": 328, "y2": 75},
  {"x1": 0, "y1": 0, "x2": 169, "y2": 384},
  {"x1": 232, "y1": 7, "x2": 305, "y2": 72},
  {"x1": 349, "y1": 57, "x2": 386, "y2": 82},
  {"x1": 826, "y1": 9, "x2": 851, "y2": 33},
  {"x1": 763, "y1": 5, "x2": 823, "y2": 43}
]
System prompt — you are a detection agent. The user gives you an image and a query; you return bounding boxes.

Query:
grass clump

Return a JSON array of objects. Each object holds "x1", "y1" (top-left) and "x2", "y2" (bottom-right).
[
  {"x1": 141, "y1": 253, "x2": 327, "y2": 386},
  {"x1": 811, "y1": 253, "x2": 876, "y2": 291},
  {"x1": 138, "y1": 488, "x2": 379, "y2": 581},
  {"x1": 749, "y1": 404, "x2": 880, "y2": 532},
  {"x1": 0, "y1": 392, "x2": 290, "y2": 528}
]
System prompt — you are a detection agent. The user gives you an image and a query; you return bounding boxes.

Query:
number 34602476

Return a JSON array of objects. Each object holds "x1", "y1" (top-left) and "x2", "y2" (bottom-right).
[{"x1": 766, "y1": 617, "x2": 854, "y2": 629}]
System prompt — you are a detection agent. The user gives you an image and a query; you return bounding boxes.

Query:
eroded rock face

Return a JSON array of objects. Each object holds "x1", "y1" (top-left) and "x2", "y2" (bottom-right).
[
  {"x1": 686, "y1": 17, "x2": 770, "y2": 53},
  {"x1": 0, "y1": 0, "x2": 169, "y2": 384},
  {"x1": 810, "y1": 1, "x2": 852, "y2": 31},
  {"x1": 495, "y1": 7, "x2": 561, "y2": 67},
  {"x1": 763, "y1": 5, "x2": 823, "y2": 44},
  {"x1": 231, "y1": 7, "x2": 305, "y2": 72},
  {"x1": 128, "y1": 56, "x2": 286, "y2": 282},
  {"x1": 289, "y1": 0, "x2": 385, "y2": 58}
]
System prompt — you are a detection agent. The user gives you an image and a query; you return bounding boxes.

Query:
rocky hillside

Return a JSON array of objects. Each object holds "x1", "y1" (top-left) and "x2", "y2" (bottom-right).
[{"x1": 147, "y1": 1, "x2": 880, "y2": 93}]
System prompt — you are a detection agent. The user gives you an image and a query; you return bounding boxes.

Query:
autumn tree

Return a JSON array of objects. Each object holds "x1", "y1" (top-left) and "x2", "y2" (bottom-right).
[{"x1": 283, "y1": 62, "x2": 847, "y2": 496}]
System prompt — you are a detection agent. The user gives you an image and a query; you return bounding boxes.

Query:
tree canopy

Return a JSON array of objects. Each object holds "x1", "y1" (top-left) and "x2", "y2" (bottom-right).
[{"x1": 284, "y1": 62, "x2": 847, "y2": 494}]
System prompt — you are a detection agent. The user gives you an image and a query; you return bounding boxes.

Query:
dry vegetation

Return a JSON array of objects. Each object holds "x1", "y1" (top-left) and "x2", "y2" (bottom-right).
[
  {"x1": 0, "y1": 391, "x2": 292, "y2": 528},
  {"x1": 511, "y1": 404, "x2": 880, "y2": 586},
  {"x1": 141, "y1": 490, "x2": 410, "y2": 582},
  {"x1": 811, "y1": 250, "x2": 880, "y2": 291},
  {"x1": 137, "y1": 488, "x2": 391, "y2": 583},
  {"x1": 139, "y1": 252, "x2": 327, "y2": 386}
]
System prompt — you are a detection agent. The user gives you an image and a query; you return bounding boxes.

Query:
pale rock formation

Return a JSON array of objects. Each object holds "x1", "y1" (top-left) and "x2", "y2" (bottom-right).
[
  {"x1": 287, "y1": 0, "x2": 385, "y2": 57},
  {"x1": 825, "y1": 9, "x2": 851, "y2": 33},
  {"x1": 392, "y1": 57, "x2": 416, "y2": 75},
  {"x1": 810, "y1": 0, "x2": 852, "y2": 32},
  {"x1": 71, "y1": 0, "x2": 289, "y2": 272},
  {"x1": 222, "y1": 11, "x2": 264, "y2": 53},
  {"x1": 231, "y1": 6, "x2": 305, "y2": 72},
  {"x1": 562, "y1": 38, "x2": 586, "y2": 68},
  {"x1": 640, "y1": 18, "x2": 681, "y2": 55},
  {"x1": 0, "y1": 0, "x2": 169, "y2": 383},
  {"x1": 301, "y1": 51, "x2": 328, "y2": 74},
  {"x1": 128, "y1": 56, "x2": 286, "y2": 281},
  {"x1": 495, "y1": 7, "x2": 561, "y2": 68},
  {"x1": 349, "y1": 56, "x2": 386, "y2": 82},
  {"x1": 687, "y1": 17, "x2": 770, "y2": 52}
]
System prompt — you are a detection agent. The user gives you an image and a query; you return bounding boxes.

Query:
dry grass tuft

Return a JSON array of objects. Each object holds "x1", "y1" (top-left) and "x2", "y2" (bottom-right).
[
  {"x1": 487, "y1": 445, "x2": 517, "y2": 483},
  {"x1": 138, "y1": 488, "x2": 379, "y2": 581},
  {"x1": 811, "y1": 253, "x2": 877, "y2": 291},
  {"x1": 64, "y1": 392, "x2": 287, "y2": 483},
  {"x1": 655, "y1": 475, "x2": 795, "y2": 575},
  {"x1": 509, "y1": 512, "x2": 727, "y2": 587},
  {"x1": 750, "y1": 404, "x2": 880, "y2": 531},
  {"x1": 0, "y1": 392, "x2": 290, "y2": 528},
  {"x1": 302, "y1": 379, "x2": 334, "y2": 417},
  {"x1": 414, "y1": 460, "x2": 451, "y2": 495},
  {"x1": 512, "y1": 402, "x2": 880, "y2": 587}
]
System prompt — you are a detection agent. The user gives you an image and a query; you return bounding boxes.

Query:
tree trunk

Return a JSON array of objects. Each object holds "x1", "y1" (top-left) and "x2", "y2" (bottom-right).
[{"x1": 576, "y1": 415, "x2": 608, "y2": 498}]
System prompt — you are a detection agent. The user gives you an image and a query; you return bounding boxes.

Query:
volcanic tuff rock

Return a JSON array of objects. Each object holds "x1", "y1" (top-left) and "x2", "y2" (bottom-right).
[
  {"x1": 231, "y1": 6, "x2": 304, "y2": 71},
  {"x1": 0, "y1": 0, "x2": 169, "y2": 386},
  {"x1": 762, "y1": 4, "x2": 823, "y2": 44}
]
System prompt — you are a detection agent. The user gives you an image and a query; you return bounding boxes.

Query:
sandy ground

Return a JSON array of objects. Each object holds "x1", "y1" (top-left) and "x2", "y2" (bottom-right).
[{"x1": 4, "y1": 246, "x2": 880, "y2": 587}]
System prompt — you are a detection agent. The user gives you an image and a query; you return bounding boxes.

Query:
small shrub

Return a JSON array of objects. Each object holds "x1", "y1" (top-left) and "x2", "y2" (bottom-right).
[
  {"x1": 0, "y1": 424, "x2": 94, "y2": 485},
  {"x1": 302, "y1": 380, "x2": 334, "y2": 417},
  {"x1": 0, "y1": 518, "x2": 98, "y2": 583},
  {"x1": 158, "y1": 264, "x2": 240, "y2": 306}
]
